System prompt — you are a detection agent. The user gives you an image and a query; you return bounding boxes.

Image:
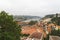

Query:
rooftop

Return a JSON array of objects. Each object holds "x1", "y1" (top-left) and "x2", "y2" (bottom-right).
[
  {"x1": 50, "y1": 36, "x2": 60, "y2": 40},
  {"x1": 29, "y1": 31, "x2": 43, "y2": 39}
]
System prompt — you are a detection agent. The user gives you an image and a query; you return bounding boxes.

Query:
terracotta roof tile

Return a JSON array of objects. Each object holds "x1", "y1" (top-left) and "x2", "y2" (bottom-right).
[{"x1": 29, "y1": 32, "x2": 42, "y2": 39}]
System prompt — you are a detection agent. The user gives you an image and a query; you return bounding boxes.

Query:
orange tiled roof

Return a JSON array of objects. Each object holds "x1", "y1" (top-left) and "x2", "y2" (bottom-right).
[{"x1": 29, "y1": 32, "x2": 42, "y2": 39}]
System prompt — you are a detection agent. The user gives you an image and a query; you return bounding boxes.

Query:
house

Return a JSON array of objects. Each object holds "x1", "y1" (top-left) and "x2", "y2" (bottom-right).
[
  {"x1": 26, "y1": 31, "x2": 44, "y2": 40},
  {"x1": 16, "y1": 21, "x2": 29, "y2": 26},
  {"x1": 49, "y1": 36, "x2": 60, "y2": 40},
  {"x1": 21, "y1": 25, "x2": 37, "y2": 34}
]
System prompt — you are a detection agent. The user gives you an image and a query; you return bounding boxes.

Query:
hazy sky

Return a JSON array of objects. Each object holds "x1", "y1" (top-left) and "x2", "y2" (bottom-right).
[{"x1": 0, "y1": 0, "x2": 60, "y2": 17}]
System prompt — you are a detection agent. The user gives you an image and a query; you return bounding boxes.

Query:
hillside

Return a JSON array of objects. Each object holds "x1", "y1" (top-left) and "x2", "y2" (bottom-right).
[
  {"x1": 42, "y1": 14, "x2": 60, "y2": 19},
  {"x1": 13, "y1": 15, "x2": 41, "y2": 22}
]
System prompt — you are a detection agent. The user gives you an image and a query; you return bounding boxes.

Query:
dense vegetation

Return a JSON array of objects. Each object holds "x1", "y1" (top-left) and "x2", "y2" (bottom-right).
[
  {"x1": 22, "y1": 34, "x2": 30, "y2": 37},
  {"x1": 0, "y1": 11, "x2": 21, "y2": 40},
  {"x1": 51, "y1": 17, "x2": 60, "y2": 26},
  {"x1": 51, "y1": 14, "x2": 60, "y2": 26},
  {"x1": 44, "y1": 14, "x2": 54, "y2": 18},
  {"x1": 44, "y1": 14, "x2": 60, "y2": 40},
  {"x1": 28, "y1": 21, "x2": 37, "y2": 25},
  {"x1": 50, "y1": 29, "x2": 60, "y2": 36}
]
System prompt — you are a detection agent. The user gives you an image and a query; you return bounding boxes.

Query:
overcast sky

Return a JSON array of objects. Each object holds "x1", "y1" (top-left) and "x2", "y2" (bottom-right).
[{"x1": 0, "y1": 0, "x2": 60, "y2": 17}]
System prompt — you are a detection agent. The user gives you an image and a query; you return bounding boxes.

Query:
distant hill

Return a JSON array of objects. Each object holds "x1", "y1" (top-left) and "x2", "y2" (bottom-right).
[
  {"x1": 41, "y1": 14, "x2": 60, "y2": 20},
  {"x1": 43, "y1": 14, "x2": 60, "y2": 18},
  {"x1": 13, "y1": 15, "x2": 41, "y2": 22}
]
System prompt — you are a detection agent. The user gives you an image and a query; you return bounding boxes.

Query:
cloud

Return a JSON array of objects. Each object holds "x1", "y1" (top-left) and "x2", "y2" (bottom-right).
[{"x1": 0, "y1": 0, "x2": 60, "y2": 16}]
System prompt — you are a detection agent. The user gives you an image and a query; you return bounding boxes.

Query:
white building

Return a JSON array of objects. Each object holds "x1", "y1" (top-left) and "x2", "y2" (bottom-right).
[{"x1": 49, "y1": 36, "x2": 60, "y2": 40}]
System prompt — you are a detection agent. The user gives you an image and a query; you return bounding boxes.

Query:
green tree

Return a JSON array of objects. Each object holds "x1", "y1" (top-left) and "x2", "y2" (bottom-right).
[
  {"x1": 28, "y1": 21, "x2": 37, "y2": 25},
  {"x1": 22, "y1": 34, "x2": 30, "y2": 37},
  {"x1": 0, "y1": 11, "x2": 21, "y2": 40},
  {"x1": 44, "y1": 34, "x2": 49, "y2": 40},
  {"x1": 51, "y1": 14, "x2": 60, "y2": 26},
  {"x1": 50, "y1": 29, "x2": 60, "y2": 36}
]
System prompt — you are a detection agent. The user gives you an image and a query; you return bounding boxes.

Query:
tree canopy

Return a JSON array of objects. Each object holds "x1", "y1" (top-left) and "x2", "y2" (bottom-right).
[
  {"x1": 28, "y1": 21, "x2": 37, "y2": 25},
  {"x1": 50, "y1": 29, "x2": 60, "y2": 36},
  {"x1": 51, "y1": 17, "x2": 60, "y2": 26},
  {"x1": 0, "y1": 11, "x2": 21, "y2": 40}
]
